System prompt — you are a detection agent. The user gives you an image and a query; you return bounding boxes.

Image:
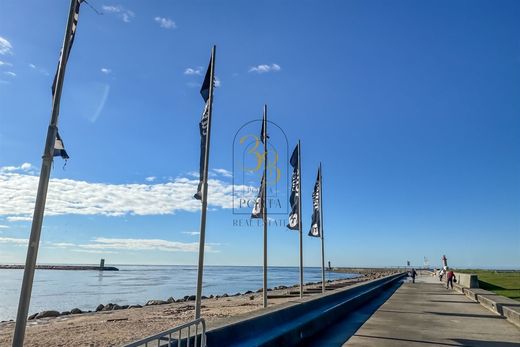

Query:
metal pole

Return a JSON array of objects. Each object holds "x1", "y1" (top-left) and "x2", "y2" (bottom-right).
[
  {"x1": 320, "y1": 163, "x2": 325, "y2": 293},
  {"x1": 195, "y1": 46, "x2": 216, "y2": 320},
  {"x1": 262, "y1": 104, "x2": 268, "y2": 308},
  {"x1": 12, "y1": 1, "x2": 78, "y2": 346},
  {"x1": 298, "y1": 141, "x2": 303, "y2": 298}
]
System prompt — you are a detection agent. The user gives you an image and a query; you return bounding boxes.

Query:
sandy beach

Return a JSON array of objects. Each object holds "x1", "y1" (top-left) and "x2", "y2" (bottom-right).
[{"x1": 0, "y1": 271, "x2": 396, "y2": 346}]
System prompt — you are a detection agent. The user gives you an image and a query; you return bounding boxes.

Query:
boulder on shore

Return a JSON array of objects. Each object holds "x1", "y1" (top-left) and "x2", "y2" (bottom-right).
[
  {"x1": 129, "y1": 304, "x2": 142, "y2": 309},
  {"x1": 70, "y1": 308, "x2": 82, "y2": 314},
  {"x1": 35, "y1": 310, "x2": 60, "y2": 319},
  {"x1": 145, "y1": 300, "x2": 167, "y2": 306},
  {"x1": 28, "y1": 313, "x2": 38, "y2": 320},
  {"x1": 167, "y1": 297, "x2": 175, "y2": 303},
  {"x1": 60, "y1": 311, "x2": 71, "y2": 316},
  {"x1": 102, "y1": 303, "x2": 115, "y2": 311},
  {"x1": 95, "y1": 304, "x2": 104, "y2": 312}
]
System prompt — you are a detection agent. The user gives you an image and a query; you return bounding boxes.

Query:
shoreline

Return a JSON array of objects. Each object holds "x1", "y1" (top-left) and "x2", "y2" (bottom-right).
[
  {"x1": 0, "y1": 270, "x2": 397, "y2": 346},
  {"x1": 0, "y1": 264, "x2": 119, "y2": 271}
]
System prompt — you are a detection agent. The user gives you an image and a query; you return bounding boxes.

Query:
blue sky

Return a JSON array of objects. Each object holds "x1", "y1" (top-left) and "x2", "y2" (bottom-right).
[{"x1": 0, "y1": 0, "x2": 518, "y2": 268}]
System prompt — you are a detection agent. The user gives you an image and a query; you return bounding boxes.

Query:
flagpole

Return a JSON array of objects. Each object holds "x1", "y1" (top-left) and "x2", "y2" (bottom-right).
[
  {"x1": 12, "y1": 1, "x2": 79, "y2": 345},
  {"x1": 262, "y1": 104, "x2": 268, "y2": 308},
  {"x1": 195, "y1": 45, "x2": 216, "y2": 320},
  {"x1": 298, "y1": 141, "x2": 303, "y2": 298},
  {"x1": 320, "y1": 162, "x2": 325, "y2": 293}
]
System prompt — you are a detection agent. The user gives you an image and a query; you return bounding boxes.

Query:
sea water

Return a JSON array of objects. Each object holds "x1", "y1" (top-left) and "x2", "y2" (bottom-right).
[{"x1": 0, "y1": 265, "x2": 356, "y2": 321}]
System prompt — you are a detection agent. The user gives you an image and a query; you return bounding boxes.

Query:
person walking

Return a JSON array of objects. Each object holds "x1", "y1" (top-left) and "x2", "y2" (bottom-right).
[
  {"x1": 446, "y1": 268, "x2": 456, "y2": 289},
  {"x1": 410, "y1": 268, "x2": 417, "y2": 283}
]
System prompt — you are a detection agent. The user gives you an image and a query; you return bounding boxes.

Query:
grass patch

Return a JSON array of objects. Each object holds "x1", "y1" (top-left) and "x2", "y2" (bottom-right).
[{"x1": 457, "y1": 269, "x2": 520, "y2": 301}]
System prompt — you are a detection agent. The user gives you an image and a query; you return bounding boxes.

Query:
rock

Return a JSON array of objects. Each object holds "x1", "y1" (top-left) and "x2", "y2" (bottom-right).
[
  {"x1": 120, "y1": 305, "x2": 129, "y2": 309},
  {"x1": 112, "y1": 304, "x2": 122, "y2": 310},
  {"x1": 244, "y1": 290, "x2": 253, "y2": 294},
  {"x1": 209, "y1": 294, "x2": 214, "y2": 299},
  {"x1": 201, "y1": 295, "x2": 208, "y2": 300},
  {"x1": 249, "y1": 295, "x2": 255, "y2": 300},
  {"x1": 222, "y1": 293, "x2": 229, "y2": 297},
  {"x1": 35, "y1": 310, "x2": 60, "y2": 319},
  {"x1": 256, "y1": 288, "x2": 263, "y2": 293},
  {"x1": 167, "y1": 297, "x2": 175, "y2": 303},
  {"x1": 145, "y1": 300, "x2": 167, "y2": 306},
  {"x1": 129, "y1": 304, "x2": 142, "y2": 309},
  {"x1": 70, "y1": 308, "x2": 82, "y2": 314},
  {"x1": 95, "y1": 304, "x2": 104, "y2": 312},
  {"x1": 277, "y1": 285, "x2": 288, "y2": 290},
  {"x1": 102, "y1": 303, "x2": 114, "y2": 311},
  {"x1": 28, "y1": 313, "x2": 38, "y2": 320},
  {"x1": 188, "y1": 295, "x2": 196, "y2": 301},
  {"x1": 60, "y1": 311, "x2": 70, "y2": 316},
  {"x1": 183, "y1": 295, "x2": 190, "y2": 301}
]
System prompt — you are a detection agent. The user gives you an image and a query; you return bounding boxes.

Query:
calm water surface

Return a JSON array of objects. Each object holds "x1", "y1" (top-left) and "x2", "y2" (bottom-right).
[{"x1": 0, "y1": 265, "x2": 355, "y2": 321}]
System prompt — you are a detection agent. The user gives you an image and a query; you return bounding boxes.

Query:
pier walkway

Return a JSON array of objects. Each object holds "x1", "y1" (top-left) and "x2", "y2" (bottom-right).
[{"x1": 338, "y1": 275, "x2": 520, "y2": 346}]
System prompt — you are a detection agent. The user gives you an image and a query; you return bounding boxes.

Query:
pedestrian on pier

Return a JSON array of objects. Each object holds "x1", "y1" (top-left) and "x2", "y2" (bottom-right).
[
  {"x1": 410, "y1": 268, "x2": 417, "y2": 283},
  {"x1": 446, "y1": 268, "x2": 456, "y2": 289}
]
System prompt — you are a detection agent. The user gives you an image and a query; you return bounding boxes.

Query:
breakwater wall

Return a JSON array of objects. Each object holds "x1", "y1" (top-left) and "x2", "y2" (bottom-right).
[{"x1": 206, "y1": 272, "x2": 406, "y2": 346}]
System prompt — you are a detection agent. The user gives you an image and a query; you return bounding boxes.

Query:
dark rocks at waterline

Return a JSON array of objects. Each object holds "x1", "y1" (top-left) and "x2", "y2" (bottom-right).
[
  {"x1": 167, "y1": 297, "x2": 176, "y2": 303},
  {"x1": 102, "y1": 303, "x2": 115, "y2": 311},
  {"x1": 128, "y1": 304, "x2": 142, "y2": 309},
  {"x1": 95, "y1": 304, "x2": 105, "y2": 312},
  {"x1": 60, "y1": 311, "x2": 71, "y2": 316},
  {"x1": 145, "y1": 300, "x2": 168, "y2": 306},
  {"x1": 35, "y1": 310, "x2": 60, "y2": 319},
  {"x1": 70, "y1": 308, "x2": 83, "y2": 314},
  {"x1": 183, "y1": 295, "x2": 196, "y2": 302},
  {"x1": 28, "y1": 313, "x2": 38, "y2": 320}
]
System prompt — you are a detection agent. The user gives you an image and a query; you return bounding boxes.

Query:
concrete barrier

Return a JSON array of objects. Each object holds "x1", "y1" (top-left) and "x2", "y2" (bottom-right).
[
  {"x1": 457, "y1": 287, "x2": 520, "y2": 328},
  {"x1": 454, "y1": 272, "x2": 479, "y2": 288},
  {"x1": 205, "y1": 273, "x2": 406, "y2": 346}
]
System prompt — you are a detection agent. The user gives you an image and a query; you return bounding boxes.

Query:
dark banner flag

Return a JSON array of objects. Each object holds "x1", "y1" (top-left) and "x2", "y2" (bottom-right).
[
  {"x1": 308, "y1": 168, "x2": 321, "y2": 237},
  {"x1": 251, "y1": 173, "x2": 265, "y2": 218},
  {"x1": 53, "y1": 131, "x2": 69, "y2": 160},
  {"x1": 194, "y1": 59, "x2": 213, "y2": 200},
  {"x1": 52, "y1": 0, "x2": 81, "y2": 98},
  {"x1": 287, "y1": 144, "x2": 300, "y2": 230}
]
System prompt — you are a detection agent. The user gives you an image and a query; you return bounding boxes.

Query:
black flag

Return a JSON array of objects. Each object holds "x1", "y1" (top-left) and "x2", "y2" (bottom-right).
[
  {"x1": 53, "y1": 131, "x2": 69, "y2": 160},
  {"x1": 251, "y1": 174, "x2": 265, "y2": 219},
  {"x1": 194, "y1": 58, "x2": 213, "y2": 200},
  {"x1": 308, "y1": 169, "x2": 321, "y2": 237},
  {"x1": 260, "y1": 112, "x2": 269, "y2": 144},
  {"x1": 287, "y1": 144, "x2": 299, "y2": 230},
  {"x1": 52, "y1": 0, "x2": 82, "y2": 97}
]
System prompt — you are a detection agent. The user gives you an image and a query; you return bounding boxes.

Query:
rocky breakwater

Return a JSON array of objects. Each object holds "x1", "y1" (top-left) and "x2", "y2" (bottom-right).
[{"x1": 0, "y1": 264, "x2": 119, "y2": 271}]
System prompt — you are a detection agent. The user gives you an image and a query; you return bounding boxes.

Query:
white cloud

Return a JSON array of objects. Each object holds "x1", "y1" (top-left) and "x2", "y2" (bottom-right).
[
  {"x1": 248, "y1": 64, "x2": 281, "y2": 74},
  {"x1": 0, "y1": 166, "x2": 255, "y2": 220},
  {"x1": 0, "y1": 237, "x2": 27, "y2": 245},
  {"x1": 0, "y1": 37, "x2": 13, "y2": 55},
  {"x1": 0, "y1": 60, "x2": 13, "y2": 67},
  {"x1": 81, "y1": 237, "x2": 211, "y2": 252},
  {"x1": 28, "y1": 63, "x2": 49, "y2": 76},
  {"x1": 184, "y1": 67, "x2": 202, "y2": 76},
  {"x1": 154, "y1": 17, "x2": 176, "y2": 29},
  {"x1": 182, "y1": 231, "x2": 200, "y2": 236},
  {"x1": 1, "y1": 162, "x2": 32, "y2": 173},
  {"x1": 102, "y1": 5, "x2": 135, "y2": 23},
  {"x1": 0, "y1": 225, "x2": 9, "y2": 229},
  {"x1": 100, "y1": 68, "x2": 112, "y2": 74},
  {"x1": 213, "y1": 168, "x2": 232, "y2": 178},
  {"x1": 6, "y1": 216, "x2": 32, "y2": 222},
  {"x1": 145, "y1": 176, "x2": 156, "y2": 182},
  {"x1": 4, "y1": 71, "x2": 16, "y2": 77}
]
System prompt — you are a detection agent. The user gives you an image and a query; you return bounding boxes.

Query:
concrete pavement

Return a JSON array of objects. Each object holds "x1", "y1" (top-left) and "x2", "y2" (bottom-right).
[{"x1": 343, "y1": 275, "x2": 520, "y2": 346}]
